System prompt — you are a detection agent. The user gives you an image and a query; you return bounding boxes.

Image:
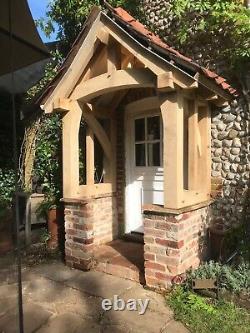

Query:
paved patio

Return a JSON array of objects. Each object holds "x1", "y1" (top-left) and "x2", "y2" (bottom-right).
[{"x1": 0, "y1": 258, "x2": 189, "y2": 333}]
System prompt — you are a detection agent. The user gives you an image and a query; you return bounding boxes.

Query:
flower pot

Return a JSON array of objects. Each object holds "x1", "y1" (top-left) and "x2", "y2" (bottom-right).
[
  {"x1": 0, "y1": 209, "x2": 13, "y2": 254},
  {"x1": 47, "y1": 207, "x2": 58, "y2": 250},
  {"x1": 209, "y1": 223, "x2": 231, "y2": 261}
]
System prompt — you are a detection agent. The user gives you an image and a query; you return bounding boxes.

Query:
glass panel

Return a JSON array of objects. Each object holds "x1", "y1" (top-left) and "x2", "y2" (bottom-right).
[
  {"x1": 147, "y1": 116, "x2": 160, "y2": 140},
  {"x1": 135, "y1": 144, "x2": 146, "y2": 166},
  {"x1": 135, "y1": 118, "x2": 145, "y2": 142},
  {"x1": 148, "y1": 142, "x2": 160, "y2": 166}
]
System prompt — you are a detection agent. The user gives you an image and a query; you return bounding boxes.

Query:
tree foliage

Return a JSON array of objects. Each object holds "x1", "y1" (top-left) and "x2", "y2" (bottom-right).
[
  {"x1": 147, "y1": 0, "x2": 250, "y2": 81},
  {"x1": 37, "y1": 0, "x2": 140, "y2": 56}
]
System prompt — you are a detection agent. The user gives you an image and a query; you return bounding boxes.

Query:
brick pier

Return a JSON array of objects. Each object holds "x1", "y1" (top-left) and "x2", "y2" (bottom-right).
[{"x1": 144, "y1": 206, "x2": 210, "y2": 289}]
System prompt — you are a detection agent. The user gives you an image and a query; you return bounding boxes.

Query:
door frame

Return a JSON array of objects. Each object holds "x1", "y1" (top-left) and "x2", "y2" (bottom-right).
[{"x1": 124, "y1": 97, "x2": 162, "y2": 234}]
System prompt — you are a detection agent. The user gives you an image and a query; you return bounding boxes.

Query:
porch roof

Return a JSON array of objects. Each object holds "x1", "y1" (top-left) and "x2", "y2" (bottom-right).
[{"x1": 37, "y1": 3, "x2": 237, "y2": 108}]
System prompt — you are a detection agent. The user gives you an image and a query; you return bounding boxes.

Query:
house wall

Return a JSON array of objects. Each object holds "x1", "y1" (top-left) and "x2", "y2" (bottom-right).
[
  {"x1": 210, "y1": 100, "x2": 249, "y2": 227},
  {"x1": 142, "y1": 0, "x2": 250, "y2": 228}
]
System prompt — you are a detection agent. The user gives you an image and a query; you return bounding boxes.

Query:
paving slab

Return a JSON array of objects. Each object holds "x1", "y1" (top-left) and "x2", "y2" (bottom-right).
[
  {"x1": 36, "y1": 313, "x2": 100, "y2": 333},
  {"x1": 0, "y1": 302, "x2": 52, "y2": 333},
  {"x1": 64, "y1": 270, "x2": 137, "y2": 299},
  {"x1": 31, "y1": 262, "x2": 81, "y2": 282},
  {"x1": 101, "y1": 306, "x2": 172, "y2": 333},
  {"x1": 121, "y1": 284, "x2": 173, "y2": 316}
]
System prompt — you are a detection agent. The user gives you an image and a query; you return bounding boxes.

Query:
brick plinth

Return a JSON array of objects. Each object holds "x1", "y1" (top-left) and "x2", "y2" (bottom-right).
[
  {"x1": 144, "y1": 206, "x2": 210, "y2": 289},
  {"x1": 64, "y1": 194, "x2": 118, "y2": 270}
]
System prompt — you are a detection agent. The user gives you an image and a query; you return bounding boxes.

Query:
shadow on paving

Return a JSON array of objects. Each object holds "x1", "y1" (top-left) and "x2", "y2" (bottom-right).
[{"x1": 0, "y1": 257, "x2": 189, "y2": 333}]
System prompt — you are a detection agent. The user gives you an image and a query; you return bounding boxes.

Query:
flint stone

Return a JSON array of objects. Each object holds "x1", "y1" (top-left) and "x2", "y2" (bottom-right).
[
  {"x1": 232, "y1": 138, "x2": 241, "y2": 148},
  {"x1": 231, "y1": 148, "x2": 240, "y2": 155},
  {"x1": 223, "y1": 140, "x2": 232, "y2": 148},
  {"x1": 214, "y1": 148, "x2": 222, "y2": 157},
  {"x1": 228, "y1": 129, "x2": 238, "y2": 139},
  {"x1": 213, "y1": 140, "x2": 222, "y2": 148},
  {"x1": 222, "y1": 162, "x2": 230, "y2": 172},
  {"x1": 217, "y1": 123, "x2": 226, "y2": 131},
  {"x1": 217, "y1": 132, "x2": 228, "y2": 140},
  {"x1": 222, "y1": 114, "x2": 236, "y2": 123},
  {"x1": 230, "y1": 164, "x2": 238, "y2": 173}
]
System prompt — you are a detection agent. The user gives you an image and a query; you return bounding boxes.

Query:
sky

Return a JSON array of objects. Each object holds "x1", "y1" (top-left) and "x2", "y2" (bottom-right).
[{"x1": 27, "y1": 0, "x2": 58, "y2": 43}]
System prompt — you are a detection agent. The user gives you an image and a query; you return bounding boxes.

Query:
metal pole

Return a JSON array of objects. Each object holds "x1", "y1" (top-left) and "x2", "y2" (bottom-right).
[{"x1": 8, "y1": 0, "x2": 24, "y2": 332}]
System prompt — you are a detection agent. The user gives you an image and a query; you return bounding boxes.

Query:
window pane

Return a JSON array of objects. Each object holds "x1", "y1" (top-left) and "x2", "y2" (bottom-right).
[
  {"x1": 147, "y1": 116, "x2": 160, "y2": 140},
  {"x1": 135, "y1": 144, "x2": 146, "y2": 166},
  {"x1": 148, "y1": 142, "x2": 160, "y2": 166},
  {"x1": 135, "y1": 118, "x2": 145, "y2": 141}
]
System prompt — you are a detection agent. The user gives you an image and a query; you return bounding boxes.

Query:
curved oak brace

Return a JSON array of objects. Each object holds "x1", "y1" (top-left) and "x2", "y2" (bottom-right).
[
  {"x1": 73, "y1": 101, "x2": 112, "y2": 161},
  {"x1": 72, "y1": 68, "x2": 156, "y2": 102}
]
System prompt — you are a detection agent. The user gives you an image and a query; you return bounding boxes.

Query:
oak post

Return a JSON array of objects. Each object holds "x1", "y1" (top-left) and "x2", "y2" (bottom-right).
[
  {"x1": 62, "y1": 102, "x2": 82, "y2": 197},
  {"x1": 86, "y1": 127, "x2": 95, "y2": 185},
  {"x1": 160, "y1": 92, "x2": 184, "y2": 209}
]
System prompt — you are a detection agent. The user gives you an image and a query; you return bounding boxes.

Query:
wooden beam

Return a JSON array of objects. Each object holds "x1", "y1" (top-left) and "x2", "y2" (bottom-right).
[
  {"x1": 75, "y1": 102, "x2": 112, "y2": 161},
  {"x1": 107, "y1": 38, "x2": 121, "y2": 72},
  {"x1": 102, "y1": 15, "x2": 198, "y2": 88},
  {"x1": 42, "y1": 11, "x2": 103, "y2": 113},
  {"x1": 86, "y1": 127, "x2": 95, "y2": 185},
  {"x1": 125, "y1": 96, "x2": 160, "y2": 113},
  {"x1": 97, "y1": 27, "x2": 110, "y2": 45},
  {"x1": 157, "y1": 72, "x2": 174, "y2": 91},
  {"x1": 53, "y1": 98, "x2": 71, "y2": 112},
  {"x1": 160, "y1": 92, "x2": 184, "y2": 209},
  {"x1": 72, "y1": 68, "x2": 156, "y2": 102},
  {"x1": 195, "y1": 73, "x2": 232, "y2": 102},
  {"x1": 62, "y1": 102, "x2": 82, "y2": 197},
  {"x1": 188, "y1": 99, "x2": 199, "y2": 190}
]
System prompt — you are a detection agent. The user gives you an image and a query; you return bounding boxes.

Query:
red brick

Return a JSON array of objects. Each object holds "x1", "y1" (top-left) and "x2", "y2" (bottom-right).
[
  {"x1": 67, "y1": 229, "x2": 76, "y2": 236},
  {"x1": 144, "y1": 228, "x2": 165, "y2": 238},
  {"x1": 144, "y1": 253, "x2": 155, "y2": 261},
  {"x1": 73, "y1": 237, "x2": 94, "y2": 245},
  {"x1": 144, "y1": 236, "x2": 155, "y2": 244},
  {"x1": 155, "y1": 238, "x2": 184, "y2": 249},
  {"x1": 145, "y1": 261, "x2": 166, "y2": 272},
  {"x1": 155, "y1": 272, "x2": 173, "y2": 281},
  {"x1": 156, "y1": 255, "x2": 180, "y2": 266},
  {"x1": 74, "y1": 223, "x2": 93, "y2": 231}
]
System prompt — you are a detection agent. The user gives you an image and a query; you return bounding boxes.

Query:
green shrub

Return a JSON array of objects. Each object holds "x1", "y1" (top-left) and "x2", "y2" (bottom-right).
[
  {"x1": 168, "y1": 286, "x2": 250, "y2": 333},
  {"x1": 185, "y1": 261, "x2": 250, "y2": 294},
  {"x1": 0, "y1": 168, "x2": 15, "y2": 205}
]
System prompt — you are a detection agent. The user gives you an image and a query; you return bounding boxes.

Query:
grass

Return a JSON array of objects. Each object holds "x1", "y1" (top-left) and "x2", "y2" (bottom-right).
[{"x1": 167, "y1": 286, "x2": 250, "y2": 333}]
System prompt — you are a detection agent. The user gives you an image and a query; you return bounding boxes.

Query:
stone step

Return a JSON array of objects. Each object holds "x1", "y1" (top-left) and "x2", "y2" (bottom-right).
[{"x1": 122, "y1": 232, "x2": 144, "y2": 244}]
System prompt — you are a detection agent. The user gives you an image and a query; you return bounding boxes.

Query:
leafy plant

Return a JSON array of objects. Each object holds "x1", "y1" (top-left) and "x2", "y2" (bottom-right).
[
  {"x1": 33, "y1": 113, "x2": 62, "y2": 202},
  {"x1": 37, "y1": 0, "x2": 140, "y2": 57},
  {"x1": 184, "y1": 261, "x2": 250, "y2": 294},
  {"x1": 36, "y1": 196, "x2": 57, "y2": 220},
  {"x1": 40, "y1": 228, "x2": 51, "y2": 244},
  {"x1": 0, "y1": 168, "x2": 15, "y2": 205},
  {"x1": 167, "y1": 286, "x2": 250, "y2": 333}
]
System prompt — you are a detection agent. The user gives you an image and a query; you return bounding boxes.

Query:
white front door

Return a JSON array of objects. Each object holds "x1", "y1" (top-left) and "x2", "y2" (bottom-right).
[{"x1": 125, "y1": 110, "x2": 164, "y2": 234}]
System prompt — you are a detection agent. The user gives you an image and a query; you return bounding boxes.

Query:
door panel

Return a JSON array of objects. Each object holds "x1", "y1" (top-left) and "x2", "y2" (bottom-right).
[{"x1": 125, "y1": 111, "x2": 164, "y2": 233}]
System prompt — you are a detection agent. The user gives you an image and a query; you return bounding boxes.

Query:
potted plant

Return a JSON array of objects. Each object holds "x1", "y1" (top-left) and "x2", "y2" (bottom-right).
[
  {"x1": 209, "y1": 218, "x2": 232, "y2": 261},
  {"x1": 0, "y1": 199, "x2": 13, "y2": 254},
  {"x1": 36, "y1": 195, "x2": 59, "y2": 250}
]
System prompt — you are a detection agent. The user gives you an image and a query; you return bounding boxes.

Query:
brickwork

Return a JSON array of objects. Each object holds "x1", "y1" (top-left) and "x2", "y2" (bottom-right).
[
  {"x1": 144, "y1": 206, "x2": 210, "y2": 289},
  {"x1": 64, "y1": 194, "x2": 118, "y2": 270}
]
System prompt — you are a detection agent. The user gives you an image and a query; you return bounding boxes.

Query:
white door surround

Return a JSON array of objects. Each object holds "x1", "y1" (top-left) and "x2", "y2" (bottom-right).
[{"x1": 125, "y1": 98, "x2": 164, "y2": 234}]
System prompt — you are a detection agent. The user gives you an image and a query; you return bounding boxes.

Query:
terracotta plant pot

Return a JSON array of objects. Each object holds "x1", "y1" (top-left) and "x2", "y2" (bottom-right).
[
  {"x1": 209, "y1": 223, "x2": 231, "y2": 261},
  {"x1": 0, "y1": 209, "x2": 13, "y2": 254},
  {"x1": 47, "y1": 207, "x2": 58, "y2": 250}
]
